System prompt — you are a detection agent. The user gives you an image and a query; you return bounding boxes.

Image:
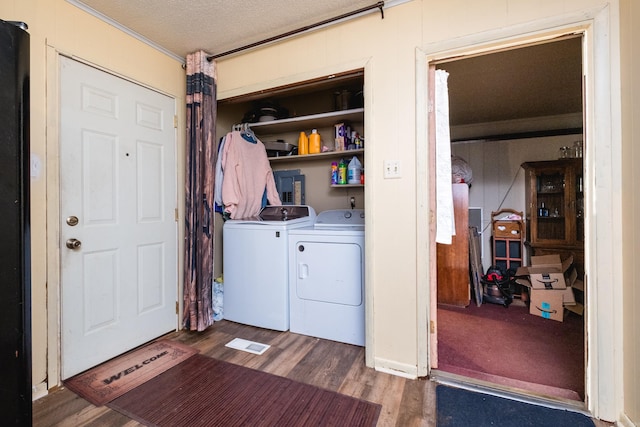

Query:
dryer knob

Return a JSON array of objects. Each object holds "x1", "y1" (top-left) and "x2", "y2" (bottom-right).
[
  {"x1": 298, "y1": 245, "x2": 305, "y2": 252},
  {"x1": 345, "y1": 211, "x2": 352, "y2": 218}
]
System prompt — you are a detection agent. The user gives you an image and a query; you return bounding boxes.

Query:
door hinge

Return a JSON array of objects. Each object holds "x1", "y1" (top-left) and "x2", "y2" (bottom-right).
[
  {"x1": 175, "y1": 208, "x2": 179, "y2": 222},
  {"x1": 175, "y1": 301, "x2": 179, "y2": 314},
  {"x1": 173, "y1": 115, "x2": 178, "y2": 128},
  {"x1": 430, "y1": 320, "x2": 436, "y2": 334}
]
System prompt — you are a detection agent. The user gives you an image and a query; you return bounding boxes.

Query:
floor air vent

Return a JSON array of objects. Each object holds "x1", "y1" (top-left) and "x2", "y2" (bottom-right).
[{"x1": 225, "y1": 338, "x2": 271, "y2": 355}]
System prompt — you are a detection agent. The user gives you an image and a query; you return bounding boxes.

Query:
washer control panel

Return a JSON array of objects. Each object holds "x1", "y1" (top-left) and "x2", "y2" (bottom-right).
[{"x1": 315, "y1": 209, "x2": 364, "y2": 228}]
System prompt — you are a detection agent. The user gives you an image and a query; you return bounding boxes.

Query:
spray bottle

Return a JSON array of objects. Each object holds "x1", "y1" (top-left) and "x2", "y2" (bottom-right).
[{"x1": 331, "y1": 162, "x2": 339, "y2": 185}]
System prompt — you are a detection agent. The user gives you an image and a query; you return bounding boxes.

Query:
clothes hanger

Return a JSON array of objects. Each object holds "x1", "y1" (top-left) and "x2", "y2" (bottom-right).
[{"x1": 240, "y1": 123, "x2": 257, "y2": 143}]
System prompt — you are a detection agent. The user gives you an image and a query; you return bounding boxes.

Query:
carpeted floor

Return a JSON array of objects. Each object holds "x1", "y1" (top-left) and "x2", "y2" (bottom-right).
[
  {"x1": 436, "y1": 385, "x2": 594, "y2": 426},
  {"x1": 437, "y1": 302, "x2": 584, "y2": 400},
  {"x1": 108, "y1": 353, "x2": 381, "y2": 426}
]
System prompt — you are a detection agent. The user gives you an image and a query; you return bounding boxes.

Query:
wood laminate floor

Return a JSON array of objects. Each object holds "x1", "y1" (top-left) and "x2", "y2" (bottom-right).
[
  {"x1": 33, "y1": 320, "x2": 435, "y2": 427},
  {"x1": 33, "y1": 320, "x2": 610, "y2": 427}
]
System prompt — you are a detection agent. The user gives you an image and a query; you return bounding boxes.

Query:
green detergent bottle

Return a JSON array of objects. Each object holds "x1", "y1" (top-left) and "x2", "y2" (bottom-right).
[{"x1": 338, "y1": 158, "x2": 347, "y2": 184}]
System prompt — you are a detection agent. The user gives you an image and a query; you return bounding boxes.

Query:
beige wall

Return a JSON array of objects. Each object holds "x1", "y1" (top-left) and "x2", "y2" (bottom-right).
[
  {"x1": 0, "y1": 0, "x2": 186, "y2": 394},
  {"x1": 217, "y1": 0, "x2": 425, "y2": 374},
  {"x1": 452, "y1": 134, "x2": 580, "y2": 268},
  {"x1": 217, "y1": 0, "x2": 626, "y2": 422},
  {"x1": 620, "y1": 0, "x2": 640, "y2": 424},
  {"x1": 1, "y1": 0, "x2": 635, "y2": 423}
]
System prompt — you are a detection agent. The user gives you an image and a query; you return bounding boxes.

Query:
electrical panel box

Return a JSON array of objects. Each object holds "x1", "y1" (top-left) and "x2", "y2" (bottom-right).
[{"x1": 274, "y1": 169, "x2": 305, "y2": 205}]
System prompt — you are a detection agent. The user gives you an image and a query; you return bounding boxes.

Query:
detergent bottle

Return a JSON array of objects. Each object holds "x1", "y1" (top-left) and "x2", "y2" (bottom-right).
[
  {"x1": 308, "y1": 129, "x2": 321, "y2": 154},
  {"x1": 338, "y1": 158, "x2": 348, "y2": 184},
  {"x1": 331, "y1": 162, "x2": 339, "y2": 185},
  {"x1": 298, "y1": 131, "x2": 309, "y2": 155},
  {"x1": 347, "y1": 156, "x2": 362, "y2": 184}
]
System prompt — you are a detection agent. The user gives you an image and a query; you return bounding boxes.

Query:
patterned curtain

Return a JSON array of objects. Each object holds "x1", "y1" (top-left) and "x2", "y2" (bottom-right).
[{"x1": 183, "y1": 51, "x2": 217, "y2": 331}]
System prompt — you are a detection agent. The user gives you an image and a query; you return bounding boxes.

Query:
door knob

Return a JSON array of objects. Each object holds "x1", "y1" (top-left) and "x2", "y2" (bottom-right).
[{"x1": 66, "y1": 238, "x2": 82, "y2": 249}]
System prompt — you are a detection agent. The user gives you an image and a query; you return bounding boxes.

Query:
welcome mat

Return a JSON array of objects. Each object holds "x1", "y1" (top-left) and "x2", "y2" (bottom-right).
[
  {"x1": 64, "y1": 340, "x2": 198, "y2": 406},
  {"x1": 108, "y1": 353, "x2": 382, "y2": 427},
  {"x1": 436, "y1": 385, "x2": 595, "y2": 427}
]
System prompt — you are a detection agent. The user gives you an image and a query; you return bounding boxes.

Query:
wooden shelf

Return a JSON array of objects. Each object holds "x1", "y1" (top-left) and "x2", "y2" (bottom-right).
[
  {"x1": 220, "y1": 70, "x2": 366, "y2": 211},
  {"x1": 491, "y1": 209, "x2": 525, "y2": 272},
  {"x1": 523, "y1": 159, "x2": 583, "y2": 247},
  {"x1": 269, "y1": 148, "x2": 364, "y2": 163},
  {"x1": 250, "y1": 108, "x2": 364, "y2": 134},
  {"x1": 330, "y1": 183, "x2": 363, "y2": 188},
  {"x1": 538, "y1": 190, "x2": 564, "y2": 195},
  {"x1": 523, "y1": 159, "x2": 584, "y2": 276}
]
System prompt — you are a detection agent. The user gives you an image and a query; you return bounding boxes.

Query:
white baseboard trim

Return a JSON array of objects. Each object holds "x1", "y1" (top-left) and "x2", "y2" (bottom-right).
[
  {"x1": 374, "y1": 358, "x2": 418, "y2": 379},
  {"x1": 32, "y1": 381, "x2": 48, "y2": 401},
  {"x1": 617, "y1": 413, "x2": 634, "y2": 427}
]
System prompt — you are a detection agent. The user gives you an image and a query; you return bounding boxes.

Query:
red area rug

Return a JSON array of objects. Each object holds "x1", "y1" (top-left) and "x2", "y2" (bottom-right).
[
  {"x1": 437, "y1": 303, "x2": 584, "y2": 401},
  {"x1": 64, "y1": 340, "x2": 198, "y2": 406},
  {"x1": 108, "y1": 353, "x2": 381, "y2": 427}
]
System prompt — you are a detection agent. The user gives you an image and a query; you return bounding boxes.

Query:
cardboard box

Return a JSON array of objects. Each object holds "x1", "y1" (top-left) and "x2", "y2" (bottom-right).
[
  {"x1": 565, "y1": 302, "x2": 584, "y2": 316},
  {"x1": 530, "y1": 254, "x2": 574, "y2": 273},
  {"x1": 565, "y1": 267, "x2": 578, "y2": 288},
  {"x1": 514, "y1": 254, "x2": 579, "y2": 321},
  {"x1": 517, "y1": 278, "x2": 576, "y2": 306},
  {"x1": 334, "y1": 123, "x2": 346, "y2": 151},
  {"x1": 515, "y1": 253, "x2": 573, "y2": 290},
  {"x1": 572, "y1": 278, "x2": 584, "y2": 292},
  {"x1": 528, "y1": 268, "x2": 566, "y2": 289},
  {"x1": 561, "y1": 286, "x2": 576, "y2": 306},
  {"x1": 529, "y1": 288, "x2": 565, "y2": 322},
  {"x1": 561, "y1": 267, "x2": 577, "y2": 305},
  {"x1": 568, "y1": 278, "x2": 585, "y2": 316}
]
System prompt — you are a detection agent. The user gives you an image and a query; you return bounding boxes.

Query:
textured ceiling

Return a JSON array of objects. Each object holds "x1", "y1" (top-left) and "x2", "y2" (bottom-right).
[
  {"x1": 70, "y1": 1, "x2": 583, "y2": 136},
  {"x1": 73, "y1": 0, "x2": 379, "y2": 59},
  {"x1": 440, "y1": 37, "x2": 583, "y2": 127}
]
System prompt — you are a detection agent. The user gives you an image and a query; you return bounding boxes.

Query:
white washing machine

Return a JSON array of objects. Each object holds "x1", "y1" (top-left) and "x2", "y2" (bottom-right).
[
  {"x1": 223, "y1": 205, "x2": 316, "y2": 331},
  {"x1": 288, "y1": 209, "x2": 365, "y2": 346}
]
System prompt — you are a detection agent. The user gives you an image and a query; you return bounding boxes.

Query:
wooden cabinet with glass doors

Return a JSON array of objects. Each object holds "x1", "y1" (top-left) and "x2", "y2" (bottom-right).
[{"x1": 522, "y1": 159, "x2": 584, "y2": 275}]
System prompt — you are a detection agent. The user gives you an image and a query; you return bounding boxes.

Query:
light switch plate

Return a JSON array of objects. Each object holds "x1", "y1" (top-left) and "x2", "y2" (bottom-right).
[{"x1": 384, "y1": 160, "x2": 401, "y2": 179}]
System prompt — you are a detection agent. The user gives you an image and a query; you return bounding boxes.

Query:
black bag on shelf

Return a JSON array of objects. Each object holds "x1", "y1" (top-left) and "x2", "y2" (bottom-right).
[{"x1": 481, "y1": 265, "x2": 514, "y2": 308}]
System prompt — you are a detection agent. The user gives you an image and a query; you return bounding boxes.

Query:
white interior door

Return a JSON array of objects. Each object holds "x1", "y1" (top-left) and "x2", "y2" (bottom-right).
[{"x1": 59, "y1": 56, "x2": 178, "y2": 379}]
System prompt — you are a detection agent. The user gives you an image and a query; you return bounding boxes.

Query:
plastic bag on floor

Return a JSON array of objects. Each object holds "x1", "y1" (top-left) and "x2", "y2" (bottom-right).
[
  {"x1": 213, "y1": 276, "x2": 224, "y2": 321},
  {"x1": 451, "y1": 155, "x2": 473, "y2": 184}
]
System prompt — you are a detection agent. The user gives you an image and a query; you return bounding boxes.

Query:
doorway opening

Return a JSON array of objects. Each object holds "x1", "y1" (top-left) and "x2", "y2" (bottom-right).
[{"x1": 430, "y1": 35, "x2": 586, "y2": 403}]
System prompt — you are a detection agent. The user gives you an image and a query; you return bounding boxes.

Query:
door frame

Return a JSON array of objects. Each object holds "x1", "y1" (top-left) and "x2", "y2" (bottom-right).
[
  {"x1": 45, "y1": 49, "x2": 182, "y2": 388},
  {"x1": 415, "y1": 6, "x2": 622, "y2": 421}
]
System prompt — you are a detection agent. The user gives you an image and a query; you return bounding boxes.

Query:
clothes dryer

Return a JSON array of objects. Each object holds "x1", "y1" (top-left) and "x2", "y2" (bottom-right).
[
  {"x1": 223, "y1": 205, "x2": 316, "y2": 331},
  {"x1": 288, "y1": 209, "x2": 365, "y2": 346}
]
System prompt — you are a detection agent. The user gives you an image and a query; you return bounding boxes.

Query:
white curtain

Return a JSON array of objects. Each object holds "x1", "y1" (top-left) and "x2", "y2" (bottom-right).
[{"x1": 435, "y1": 69, "x2": 455, "y2": 244}]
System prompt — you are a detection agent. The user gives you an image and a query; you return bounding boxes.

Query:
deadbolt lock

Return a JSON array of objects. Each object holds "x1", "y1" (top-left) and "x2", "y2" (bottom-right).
[{"x1": 66, "y1": 216, "x2": 79, "y2": 226}]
